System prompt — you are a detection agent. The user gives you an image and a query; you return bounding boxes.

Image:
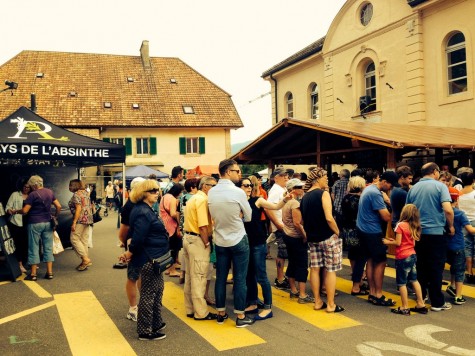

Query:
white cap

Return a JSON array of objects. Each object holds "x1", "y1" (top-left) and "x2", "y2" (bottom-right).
[{"x1": 130, "y1": 177, "x2": 146, "y2": 189}]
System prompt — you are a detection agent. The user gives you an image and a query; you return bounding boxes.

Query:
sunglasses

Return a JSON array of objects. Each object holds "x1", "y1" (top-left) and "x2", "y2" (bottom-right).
[
  {"x1": 242, "y1": 184, "x2": 254, "y2": 188},
  {"x1": 229, "y1": 169, "x2": 241, "y2": 174},
  {"x1": 204, "y1": 183, "x2": 216, "y2": 187},
  {"x1": 146, "y1": 189, "x2": 160, "y2": 194}
]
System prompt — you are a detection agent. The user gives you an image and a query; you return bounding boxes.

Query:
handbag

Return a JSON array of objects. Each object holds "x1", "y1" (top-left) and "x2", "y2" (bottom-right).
[
  {"x1": 93, "y1": 211, "x2": 102, "y2": 223},
  {"x1": 146, "y1": 250, "x2": 174, "y2": 275},
  {"x1": 53, "y1": 231, "x2": 64, "y2": 254}
]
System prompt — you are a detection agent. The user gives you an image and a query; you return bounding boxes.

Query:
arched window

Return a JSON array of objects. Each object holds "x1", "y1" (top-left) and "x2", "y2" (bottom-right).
[
  {"x1": 446, "y1": 32, "x2": 467, "y2": 94},
  {"x1": 310, "y1": 84, "x2": 319, "y2": 119},
  {"x1": 286, "y1": 93, "x2": 294, "y2": 118},
  {"x1": 363, "y1": 62, "x2": 376, "y2": 112}
]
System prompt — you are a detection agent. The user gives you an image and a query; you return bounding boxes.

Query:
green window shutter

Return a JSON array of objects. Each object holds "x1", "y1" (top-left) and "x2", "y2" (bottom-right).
[
  {"x1": 150, "y1": 137, "x2": 157, "y2": 155},
  {"x1": 179, "y1": 137, "x2": 186, "y2": 155},
  {"x1": 102, "y1": 137, "x2": 110, "y2": 142},
  {"x1": 125, "y1": 137, "x2": 132, "y2": 156},
  {"x1": 199, "y1": 137, "x2": 205, "y2": 154}
]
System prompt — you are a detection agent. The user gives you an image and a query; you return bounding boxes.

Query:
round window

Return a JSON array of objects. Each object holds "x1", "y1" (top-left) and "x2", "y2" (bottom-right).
[{"x1": 360, "y1": 3, "x2": 373, "y2": 26}]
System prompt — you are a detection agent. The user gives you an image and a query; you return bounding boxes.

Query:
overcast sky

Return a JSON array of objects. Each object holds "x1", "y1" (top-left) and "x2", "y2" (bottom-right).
[{"x1": 1, "y1": 0, "x2": 346, "y2": 144}]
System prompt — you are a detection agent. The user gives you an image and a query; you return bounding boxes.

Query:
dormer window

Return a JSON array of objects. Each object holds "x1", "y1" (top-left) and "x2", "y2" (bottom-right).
[
  {"x1": 132, "y1": 103, "x2": 140, "y2": 109},
  {"x1": 104, "y1": 102, "x2": 112, "y2": 108},
  {"x1": 183, "y1": 105, "x2": 194, "y2": 114},
  {"x1": 36, "y1": 73, "x2": 44, "y2": 78},
  {"x1": 69, "y1": 91, "x2": 77, "y2": 97}
]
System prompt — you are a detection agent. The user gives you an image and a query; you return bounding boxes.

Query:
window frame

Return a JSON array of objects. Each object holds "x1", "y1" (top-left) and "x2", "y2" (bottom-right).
[
  {"x1": 310, "y1": 83, "x2": 319, "y2": 120},
  {"x1": 286, "y1": 92, "x2": 294, "y2": 118},
  {"x1": 446, "y1": 32, "x2": 467, "y2": 95},
  {"x1": 136, "y1": 137, "x2": 149, "y2": 155},
  {"x1": 364, "y1": 62, "x2": 377, "y2": 112}
]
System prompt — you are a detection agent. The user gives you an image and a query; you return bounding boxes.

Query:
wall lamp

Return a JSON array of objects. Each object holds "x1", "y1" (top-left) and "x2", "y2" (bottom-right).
[
  {"x1": 336, "y1": 97, "x2": 344, "y2": 103},
  {"x1": 386, "y1": 82, "x2": 394, "y2": 89},
  {"x1": 1, "y1": 80, "x2": 19, "y2": 95}
]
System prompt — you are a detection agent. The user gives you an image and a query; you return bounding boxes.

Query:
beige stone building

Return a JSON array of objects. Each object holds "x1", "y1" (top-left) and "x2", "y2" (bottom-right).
[
  {"x1": 0, "y1": 41, "x2": 242, "y2": 181},
  {"x1": 233, "y1": 0, "x2": 474, "y2": 171}
]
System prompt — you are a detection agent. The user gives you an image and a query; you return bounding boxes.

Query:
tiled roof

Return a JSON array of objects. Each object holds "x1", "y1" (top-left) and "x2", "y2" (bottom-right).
[
  {"x1": 261, "y1": 37, "x2": 325, "y2": 78},
  {"x1": 0, "y1": 50, "x2": 243, "y2": 129}
]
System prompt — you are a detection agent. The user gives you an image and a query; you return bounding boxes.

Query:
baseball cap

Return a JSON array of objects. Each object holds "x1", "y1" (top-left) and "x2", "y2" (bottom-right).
[
  {"x1": 271, "y1": 167, "x2": 288, "y2": 178},
  {"x1": 253, "y1": 172, "x2": 263, "y2": 179},
  {"x1": 130, "y1": 177, "x2": 146, "y2": 189},
  {"x1": 286, "y1": 178, "x2": 304, "y2": 191},
  {"x1": 449, "y1": 187, "x2": 459, "y2": 202},
  {"x1": 380, "y1": 171, "x2": 398, "y2": 186}
]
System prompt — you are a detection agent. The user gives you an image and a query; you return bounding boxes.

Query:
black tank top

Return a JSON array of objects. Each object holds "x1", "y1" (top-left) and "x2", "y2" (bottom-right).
[
  {"x1": 300, "y1": 189, "x2": 334, "y2": 243},
  {"x1": 244, "y1": 197, "x2": 267, "y2": 247}
]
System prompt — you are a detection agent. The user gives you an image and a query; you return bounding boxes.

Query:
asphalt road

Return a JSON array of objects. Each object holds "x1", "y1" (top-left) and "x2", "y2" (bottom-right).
[{"x1": 1, "y1": 212, "x2": 475, "y2": 356}]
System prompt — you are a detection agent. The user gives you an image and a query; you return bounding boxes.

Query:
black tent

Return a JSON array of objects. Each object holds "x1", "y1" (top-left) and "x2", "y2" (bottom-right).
[{"x1": 0, "y1": 106, "x2": 125, "y2": 166}]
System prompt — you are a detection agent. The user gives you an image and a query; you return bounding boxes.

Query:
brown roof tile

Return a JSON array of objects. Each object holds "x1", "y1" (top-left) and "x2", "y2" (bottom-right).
[{"x1": 0, "y1": 51, "x2": 243, "y2": 129}]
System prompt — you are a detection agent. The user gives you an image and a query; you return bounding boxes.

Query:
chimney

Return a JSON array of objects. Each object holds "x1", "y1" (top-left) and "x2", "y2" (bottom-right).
[{"x1": 140, "y1": 40, "x2": 151, "y2": 69}]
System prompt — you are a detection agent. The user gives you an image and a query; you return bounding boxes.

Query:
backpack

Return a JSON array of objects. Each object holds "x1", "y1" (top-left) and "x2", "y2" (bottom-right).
[{"x1": 114, "y1": 190, "x2": 123, "y2": 207}]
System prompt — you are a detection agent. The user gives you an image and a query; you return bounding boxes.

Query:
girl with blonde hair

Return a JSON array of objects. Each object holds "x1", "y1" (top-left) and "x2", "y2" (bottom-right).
[{"x1": 383, "y1": 204, "x2": 427, "y2": 315}]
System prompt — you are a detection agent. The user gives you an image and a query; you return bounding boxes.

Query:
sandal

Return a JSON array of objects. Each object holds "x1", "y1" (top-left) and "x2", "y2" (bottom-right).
[
  {"x1": 391, "y1": 307, "x2": 410, "y2": 316},
  {"x1": 326, "y1": 305, "x2": 345, "y2": 313},
  {"x1": 24, "y1": 274, "x2": 37, "y2": 281},
  {"x1": 76, "y1": 263, "x2": 88, "y2": 271},
  {"x1": 372, "y1": 295, "x2": 396, "y2": 306},
  {"x1": 351, "y1": 289, "x2": 369, "y2": 296},
  {"x1": 205, "y1": 297, "x2": 216, "y2": 306},
  {"x1": 44, "y1": 272, "x2": 54, "y2": 280},
  {"x1": 313, "y1": 301, "x2": 327, "y2": 311},
  {"x1": 368, "y1": 294, "x2": 377, "y2": 303}
]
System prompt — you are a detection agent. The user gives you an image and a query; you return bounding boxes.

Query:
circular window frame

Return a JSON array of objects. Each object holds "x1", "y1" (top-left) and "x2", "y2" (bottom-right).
[{"x1": 359, "y1": 2, "x2": 373, "y2": 26}]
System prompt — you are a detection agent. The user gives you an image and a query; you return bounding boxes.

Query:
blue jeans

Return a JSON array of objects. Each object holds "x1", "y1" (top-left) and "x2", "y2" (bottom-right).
[
  {"x1": 27, "y1": 222, "x2": 54, "y2": 265},
  {"x1": 215, "y1": 235, "x2": 249, "y2": 314},
  {"x1": 246, "y1": 243, "x2": 272, "y2": 309},
  {"x1": 395, "y1": 254, "x2": 418, "y2": 286}
]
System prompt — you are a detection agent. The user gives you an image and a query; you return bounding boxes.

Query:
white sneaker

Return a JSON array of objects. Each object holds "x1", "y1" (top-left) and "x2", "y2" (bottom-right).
[
  {"x1": 430, "y1": 302, "x2": 452, "y2": 312},
  {"x1": 127, "y1": 308, "x2": 138, "y2": 321}
]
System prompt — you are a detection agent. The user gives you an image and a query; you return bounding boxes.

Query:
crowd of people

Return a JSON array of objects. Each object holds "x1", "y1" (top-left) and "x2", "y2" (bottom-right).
[{"x1": 5, "y1": 160, "x2": 473, "y2": 341}]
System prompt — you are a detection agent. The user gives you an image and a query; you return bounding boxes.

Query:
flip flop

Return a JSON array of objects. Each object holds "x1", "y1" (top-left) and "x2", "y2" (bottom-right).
[
  {"x1": 313, "y1": 301, "x2": 327, "y2": 311},
  {"x1": 168, "y1": 273, "x2": 180, "y2": 278},
  {"x1": 326, "y1": 305, "x2": 345, "y2": 313}
]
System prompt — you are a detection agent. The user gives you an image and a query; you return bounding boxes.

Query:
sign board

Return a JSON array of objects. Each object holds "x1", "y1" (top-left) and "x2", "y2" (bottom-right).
[{"x1": 0, "y1": 202, "x2": 21, "y2": 281}]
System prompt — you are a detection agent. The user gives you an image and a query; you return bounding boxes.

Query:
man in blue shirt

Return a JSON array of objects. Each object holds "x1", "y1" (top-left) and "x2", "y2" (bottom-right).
[
  {"x1": 406, "y1": 162, "x2": 454, "y2": 311},
  {"x1": 208, "y1": 159, "x2": 253, "y2": 327},
  {"x1": 356, "y1": 171, "x2": 398, "y2": 306}
]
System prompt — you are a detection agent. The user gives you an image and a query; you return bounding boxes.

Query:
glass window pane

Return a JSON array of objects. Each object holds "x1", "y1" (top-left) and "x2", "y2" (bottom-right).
[
  {"x1": 449, "y1": 78, "x2": 467, "y2": 94},
  {"x1": 448, "y1": 32, "x2": 465, "y2": 47},
  {"x1": 449, "y1": 49, "x2": 466, "y2": 65}
]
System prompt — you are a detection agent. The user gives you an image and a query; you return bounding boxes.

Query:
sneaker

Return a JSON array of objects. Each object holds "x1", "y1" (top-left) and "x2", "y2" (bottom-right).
[
  {"x1": 138, "y1": 332, "x2": 166, "y2": 341},
  {"x1": 290, "y1": 291, "x2": 299, "y2": 299},
  {"x1": 127, "y1": 308, "x2": 138, "y2": 321},
  {"x1": 298, "y1": 294, "x2": 315, "y2": 304},
  {"x1": 157, "y1": 323, "x2": 167, "y2": 332},
  {"x1": 454, "y1": 296, "x2": 466, "y2": 305},
  {"x1": 446, "y1": 285, "x2": 456, "y2": 297},
  {"x1": 274, "y1": 279, "x2": 290, "y2": 291},
  {"x1": 236, "y1": 316, "x2": 255, "y2": 328},
  {"x1": 216, "y1": 313, "x2": 229, "y2": 324},
  {"x1": 430, "y1": 302, "x2": 452, "y2": 311}
]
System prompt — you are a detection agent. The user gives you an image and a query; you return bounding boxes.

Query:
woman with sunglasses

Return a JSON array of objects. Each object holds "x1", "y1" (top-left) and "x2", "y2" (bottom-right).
[
  {"x1": 238, "y1": 178, "x2": 292, "y2": 320},
  {"x1": 121, "y1": 179, "x2": 170, "y2": 341}
]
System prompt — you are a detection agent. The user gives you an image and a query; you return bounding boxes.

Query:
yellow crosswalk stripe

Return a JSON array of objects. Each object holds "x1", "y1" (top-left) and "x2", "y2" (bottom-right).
[
  {"x1": 20, "y1": 274, "x2": 53, "y2": 298},
  {"x1": 271, "y1": 287, "x2": 361, "y2": 331},
  {"x1": 0, "y1": 300, "x2": 56, "y2": 326},
  {"x1": 163, "y1": 282, "x2": 266, "y2": 351},
  {"x1": 55, "y1": 291, "x2": 136, "y2": 356}
]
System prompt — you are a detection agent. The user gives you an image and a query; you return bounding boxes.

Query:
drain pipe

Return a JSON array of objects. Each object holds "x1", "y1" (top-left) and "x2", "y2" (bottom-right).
[{"x1": 270, "y1": 73, "x2": 278, "y2": 124}]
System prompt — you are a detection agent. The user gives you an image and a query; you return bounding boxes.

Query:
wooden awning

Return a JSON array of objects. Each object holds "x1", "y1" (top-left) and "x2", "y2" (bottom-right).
[{"x1": 231, "y1": 118, "x2": 475, "y2": 165}]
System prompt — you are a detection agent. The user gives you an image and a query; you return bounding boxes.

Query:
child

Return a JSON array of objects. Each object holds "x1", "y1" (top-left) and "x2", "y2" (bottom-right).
[
  {"x1": 446, "y1": 188, "x2": 475, "y2": 304},
  {"x1": 383, "y1": 204, "x2": 427, "y2": 315}
]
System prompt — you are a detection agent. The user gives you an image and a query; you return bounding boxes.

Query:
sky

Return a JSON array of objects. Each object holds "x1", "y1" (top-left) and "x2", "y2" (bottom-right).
[{"x1": 0, "y1": 0, "x2": 347, "y2": 144}]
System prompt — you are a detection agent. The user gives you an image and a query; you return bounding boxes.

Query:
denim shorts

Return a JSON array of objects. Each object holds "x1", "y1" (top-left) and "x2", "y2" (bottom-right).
[
  {"x1": 127, "y1": 264, "x2": 141, "y2": 281},
  {"x1": 464, "y1": 222, "x2": 475, "y2": 258},
  {"x1": 395, "y1": 254, "x2": 418, "y2": 286},
  {"x1": 447, "y1": 249, "x2": 466, "y2": 283}
]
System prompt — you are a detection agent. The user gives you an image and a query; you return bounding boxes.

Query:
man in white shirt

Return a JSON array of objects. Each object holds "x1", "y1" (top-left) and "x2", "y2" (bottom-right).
[
  {"x1": 208, "y1": 159, "x2": 253, "y2": 328},
  {"x1": 265, "y1": 168, "x2": 290, "y2": 290}
]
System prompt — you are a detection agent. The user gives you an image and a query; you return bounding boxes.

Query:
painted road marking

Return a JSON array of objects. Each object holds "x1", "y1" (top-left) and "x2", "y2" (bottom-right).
[
  {"x1": 9, "y1": 335, "x2": 39, "y2": 344},
  {"x1": 20, "y1": 275, "x2": 53, "y2": 298},
  {"x1": 55, "y1": 291, "x2": 136, "y2": 356},
  {"x1": 271, "y1": 287, "x2": 361, "y2": 331},
  {"x1": 0, "y1": 300, "x2": 56, "y2": 326},
  {"x1": 163, "y1": 282, "x2": 265, "y2": 351}
]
